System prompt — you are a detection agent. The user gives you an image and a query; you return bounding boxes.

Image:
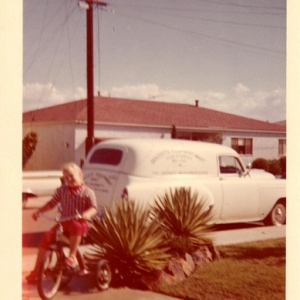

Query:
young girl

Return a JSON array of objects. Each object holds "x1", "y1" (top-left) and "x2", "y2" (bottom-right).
[{"x1": 26, "y1": 162, "x2": 98, "y2": 283}]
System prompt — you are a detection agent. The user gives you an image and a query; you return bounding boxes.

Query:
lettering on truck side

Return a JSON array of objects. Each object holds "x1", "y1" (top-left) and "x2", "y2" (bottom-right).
[{"x1": 84, "y1": 171, "x2": 117, "y2": 194}]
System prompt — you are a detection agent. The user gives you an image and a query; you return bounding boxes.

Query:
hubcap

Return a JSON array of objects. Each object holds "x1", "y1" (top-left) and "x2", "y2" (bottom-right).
[{"x1": 274, "y1": 206, "x2": 285, "y2": 224}]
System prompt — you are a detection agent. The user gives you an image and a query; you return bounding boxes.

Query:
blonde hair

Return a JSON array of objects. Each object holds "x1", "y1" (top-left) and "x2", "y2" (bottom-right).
[{"x1": 62, "y1": 162, "x2": 83, "y2": 181}]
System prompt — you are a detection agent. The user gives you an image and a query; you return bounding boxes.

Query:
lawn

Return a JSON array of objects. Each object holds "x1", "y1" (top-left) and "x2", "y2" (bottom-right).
[{"x1": 156, "y1": 238, "x2": 285, "y2": 300}]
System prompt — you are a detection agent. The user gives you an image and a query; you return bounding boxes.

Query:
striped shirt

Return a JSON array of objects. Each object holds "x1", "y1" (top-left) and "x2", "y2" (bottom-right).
[{"x1": 48, "y1": 184, "x2": 97, "y2": 218}]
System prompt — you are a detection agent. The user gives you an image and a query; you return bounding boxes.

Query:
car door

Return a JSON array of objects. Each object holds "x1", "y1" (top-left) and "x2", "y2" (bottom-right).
[{"x1": 218, "y1": 155, "x2": 260, "y2": 223}]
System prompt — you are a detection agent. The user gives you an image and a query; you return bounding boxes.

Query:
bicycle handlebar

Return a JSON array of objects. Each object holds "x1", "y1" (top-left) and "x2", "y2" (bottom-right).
[{"x1": 38, "y1": 210, "x2": 82, "y2": 223}]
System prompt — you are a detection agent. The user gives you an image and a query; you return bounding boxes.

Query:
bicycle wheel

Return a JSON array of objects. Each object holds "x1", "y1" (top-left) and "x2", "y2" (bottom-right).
[
  {"x1": 37, "y1": 250, "x2": 63, "y2": 300},
  {"x1": 95, "y1": 259, "x2": 112, "y2": 290},
  {"x1": 59, "y1": 251, "x2": 72, "y2": 289}
]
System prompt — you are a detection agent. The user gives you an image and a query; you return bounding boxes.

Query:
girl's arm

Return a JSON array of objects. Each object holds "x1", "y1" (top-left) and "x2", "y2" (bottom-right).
[
  {"x1": 32, "y1": 201, "x2": 55, "y2": 221},
  {"x1": 81, "y1": 206, "x2": 98, "y2": 220}
]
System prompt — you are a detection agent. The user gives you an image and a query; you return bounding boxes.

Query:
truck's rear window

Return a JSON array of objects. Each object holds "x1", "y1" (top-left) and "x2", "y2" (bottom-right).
[{"x1": 89, "y1": 148, "x2": 123, "y2": 165}]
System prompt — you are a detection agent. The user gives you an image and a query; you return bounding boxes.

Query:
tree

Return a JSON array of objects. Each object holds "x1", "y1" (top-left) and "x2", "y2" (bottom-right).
[{"x1": 22, "y1": 131, "x2": 38, "y2": 168}]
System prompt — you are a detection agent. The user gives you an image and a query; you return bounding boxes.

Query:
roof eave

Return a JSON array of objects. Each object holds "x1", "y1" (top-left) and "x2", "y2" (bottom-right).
[
  {"x1": 23, "y1": 120, "x2": 286, "y2": 135},
  {"x1": 92, "y1": 121, "x2": 286, "y2": 134}
]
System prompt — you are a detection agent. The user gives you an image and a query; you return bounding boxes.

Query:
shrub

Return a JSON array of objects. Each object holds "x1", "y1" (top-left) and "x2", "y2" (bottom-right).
[
  {"x1": 151, "y1": 187, "x2": 214, "y2": 256},
  {"x1": 252, "y1": 157, "x2": 286, "y2": 176},
  {"x1": 88, "y1": 200, "x2": 171, "y2": 277},
  {"x1": 252, "y1": 158, "x2": 269, "y2": 172},
  {"x1": 279, "y1": 156, "x2": 286, "y2": 174},
  {"x1": 268, "y1": 159, "x2": 282, "y2": 176}
]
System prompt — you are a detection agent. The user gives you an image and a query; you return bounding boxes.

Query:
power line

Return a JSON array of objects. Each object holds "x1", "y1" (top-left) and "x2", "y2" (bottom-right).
[
  {"x1": 108, "y1": 9, "x2": 285, "y2": 57},
  {"x1": 24, "y1": 1, "x2": 78, "y2": 74},
  {"x1": 110, "y1": 1, "x2": 285, "y2": 15},
  {"x1": 121, "y1": 8, "x2": 285, "y2": 30},
  {"x1": 96, "y1": 8, "x2": 102, "y2": 95},
  {"x1": 24, "y1": 1, "x2": 82, "y2": 112},
  {"x1": 191, "y1": 0, "x2": 285, "y2": 11},
  {"x1": 64, "y1": 0, "x2": 75, "y2": 101}
]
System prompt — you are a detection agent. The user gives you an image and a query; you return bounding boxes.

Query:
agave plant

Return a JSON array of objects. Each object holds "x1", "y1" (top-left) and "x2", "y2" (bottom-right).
[
  {"x1": 151, "y1": 187, "x2": 215, "y2": 254},
  {"x1": 88, "y1": 200, "x2": 171, "y2": 276}
]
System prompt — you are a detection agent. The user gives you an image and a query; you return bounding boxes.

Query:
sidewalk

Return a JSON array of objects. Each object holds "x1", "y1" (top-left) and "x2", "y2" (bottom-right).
[
  {"x1": 23, "y1": 254, "x2": 182, "y2": 300},
  {"x1": 209, "y1": 223, "x2": 286, "y2": 246},
  {"x1": 22, "y1": 244, "x2": 182, "y2": 300}
]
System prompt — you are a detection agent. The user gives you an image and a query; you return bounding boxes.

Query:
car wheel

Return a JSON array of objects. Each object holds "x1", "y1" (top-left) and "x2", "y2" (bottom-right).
[{"x1": 264, "y1": 201, "x2": 286, "y2": 226}]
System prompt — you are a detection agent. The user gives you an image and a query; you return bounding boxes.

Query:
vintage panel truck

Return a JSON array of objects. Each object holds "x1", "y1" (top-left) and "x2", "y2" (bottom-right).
[{"x1": 83, "y1": 139, "x2": 286, "y2": 226}]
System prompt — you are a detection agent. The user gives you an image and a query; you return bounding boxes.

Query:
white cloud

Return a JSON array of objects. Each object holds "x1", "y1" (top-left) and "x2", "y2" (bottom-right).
[
  {"x1": 23, "y1": 82, "x2": 286, "y2": 122},
  {"x1": 233, "y1": 83, "x2": 250, "y2": 95},
  {"x1": 23, "y1": 83, "x2": 85, "y2": 112},
  {"x1": 194, "y1": 83, "x2": 285, "y2": 122},
  {"x1": 230, "y1": 84, "x2": 286, "y2": 122},
  {"x1": 105, "y1": 83, "x2": 286, "y2": 122},
  {"x1": 104, "y1": 84, "x2": 198, "y2": 104}
]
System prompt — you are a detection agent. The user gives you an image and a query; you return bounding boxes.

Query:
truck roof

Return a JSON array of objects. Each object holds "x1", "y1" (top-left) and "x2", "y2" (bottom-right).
[
  {"x1": 96, "y1": 138, "x2": 236, "y2": 154},
  {"x1": 84, "y1": 138, "x2": 239, "y2": 177}
]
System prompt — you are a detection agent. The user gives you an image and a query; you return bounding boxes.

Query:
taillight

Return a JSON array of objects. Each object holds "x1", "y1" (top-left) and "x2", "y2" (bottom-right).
[{"x1": 121, "y1": 188, "x2": 128, "y2": 201}]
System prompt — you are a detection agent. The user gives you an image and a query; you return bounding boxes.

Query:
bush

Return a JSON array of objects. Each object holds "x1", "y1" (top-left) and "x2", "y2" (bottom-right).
[
  {"x1": 252, "y1": 158, "x2": 269, "y2": 172},
  {"x1": 89, "y1": 200, "x2": 171, "y2": 276},
  {"x1": 88, "y1": 188, "x2": 215, "y2": 280},
  {"x1": 279, "y1": 156, "x2": 286, "y2": 174},
  {"x1": 268, "y1": 159, "x2": 282, "y2": 176},
  {"x1": 151, "y1": 187, "x2": 215, "y2": 256},
  {"x1": 252, "y1": 157, "x2": 286, "y2": 176}
]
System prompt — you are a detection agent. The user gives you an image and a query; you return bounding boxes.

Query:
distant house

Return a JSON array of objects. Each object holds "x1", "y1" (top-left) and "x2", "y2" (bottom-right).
[
  {"x1": 23, "y1": 96, "x2": 286, "y2": 170},
  {"x1": 275, "y1": 120, "x2": 286, "y2": 126}
]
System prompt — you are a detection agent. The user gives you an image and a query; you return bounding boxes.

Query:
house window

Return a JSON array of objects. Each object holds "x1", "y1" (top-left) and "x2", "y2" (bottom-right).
[
  {"x1": 174, "y1": 131, "x2": 223, "y2": 144},
  {"x1": 278, "y1": 139, "x2": 286, "y2": 156},
  {"x1": 231, "y1": 138, "x2": 253, "y2": 155}
]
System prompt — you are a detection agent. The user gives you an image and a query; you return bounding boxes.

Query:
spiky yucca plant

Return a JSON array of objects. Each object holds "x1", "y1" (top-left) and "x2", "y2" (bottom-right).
[
  {"x1": 151, "y1": 187, "x2": 215, "y2": 255},
  {"x1": 88, "y1": 200, "x2": 171, "y2": 276}
]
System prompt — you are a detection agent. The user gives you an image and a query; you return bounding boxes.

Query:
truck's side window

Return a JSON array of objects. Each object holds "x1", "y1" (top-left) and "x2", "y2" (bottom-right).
[
  {"x1": 219, "y1": 156, "x2": 244, "y2": 174},
  {"x1": 90, "y1": 148, "x2": 123, "y2": 165}
]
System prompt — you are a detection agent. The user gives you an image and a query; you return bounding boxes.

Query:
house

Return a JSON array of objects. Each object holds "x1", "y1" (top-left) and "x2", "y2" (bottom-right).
[{"x1": 23, "y1": 96, "x2": 286, "y2": 170}]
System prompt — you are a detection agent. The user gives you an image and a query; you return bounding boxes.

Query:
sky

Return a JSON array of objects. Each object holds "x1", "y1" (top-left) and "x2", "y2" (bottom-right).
[{"x1": 23, "y1": 0, "x2": 286, "y2": 122}]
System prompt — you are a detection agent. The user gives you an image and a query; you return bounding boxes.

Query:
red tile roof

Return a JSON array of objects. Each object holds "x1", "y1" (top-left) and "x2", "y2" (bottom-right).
[{"x1": 23, "y1": 96, "x2": 286, "y2": 133}]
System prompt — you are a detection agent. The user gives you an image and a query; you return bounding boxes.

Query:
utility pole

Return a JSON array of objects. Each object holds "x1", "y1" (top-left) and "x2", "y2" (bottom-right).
[{"x1": 84, "y1": 0, "x2": 107, "y2": 156}]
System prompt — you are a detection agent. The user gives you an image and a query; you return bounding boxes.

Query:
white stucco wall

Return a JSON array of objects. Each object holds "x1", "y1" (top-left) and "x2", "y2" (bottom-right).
[
  {"x1": 23, "y1": 122, "x2": 75, "y2": 170},
  {"x1": 23, "y1": 121, "x2": 286, "y2": 170},
  {"x1": 222, "y1": 131, "x2": 286, "y2": 166},
  {"x1": 75, "y1": 123, "x2": 171, "y2": 166}
]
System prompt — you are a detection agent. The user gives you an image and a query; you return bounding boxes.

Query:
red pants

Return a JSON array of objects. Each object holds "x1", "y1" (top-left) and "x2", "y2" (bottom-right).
[{"x1": 39, "y1": 219, "x2": 90, "y2": 249}]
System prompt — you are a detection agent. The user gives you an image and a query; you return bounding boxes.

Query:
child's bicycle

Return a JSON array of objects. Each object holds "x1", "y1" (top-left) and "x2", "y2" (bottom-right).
[{"x1": 37, "y1": 212, "x2": 112, "y2": 300}]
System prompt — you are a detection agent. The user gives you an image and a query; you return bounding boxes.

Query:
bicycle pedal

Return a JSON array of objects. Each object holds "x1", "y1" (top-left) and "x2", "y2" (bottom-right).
[{"x1": 78, "y1": 269, "x2": 90, "y2": 276}]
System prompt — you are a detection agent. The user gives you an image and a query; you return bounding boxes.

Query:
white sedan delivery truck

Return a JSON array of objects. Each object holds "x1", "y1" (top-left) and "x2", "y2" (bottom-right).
[{"x1": 82, "y1": 139, "x2": 286, "y2": 226}]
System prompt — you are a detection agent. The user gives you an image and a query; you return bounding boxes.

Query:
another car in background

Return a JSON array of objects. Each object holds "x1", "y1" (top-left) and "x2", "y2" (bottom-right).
[{"x1": 22, "y1": 171, "x2": 62, "y2": 208}]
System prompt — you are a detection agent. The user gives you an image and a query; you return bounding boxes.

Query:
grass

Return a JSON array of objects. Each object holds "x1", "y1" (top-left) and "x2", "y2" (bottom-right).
[{"x1": 155, "y1": 238, "x2": 285, "y2": 300}]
